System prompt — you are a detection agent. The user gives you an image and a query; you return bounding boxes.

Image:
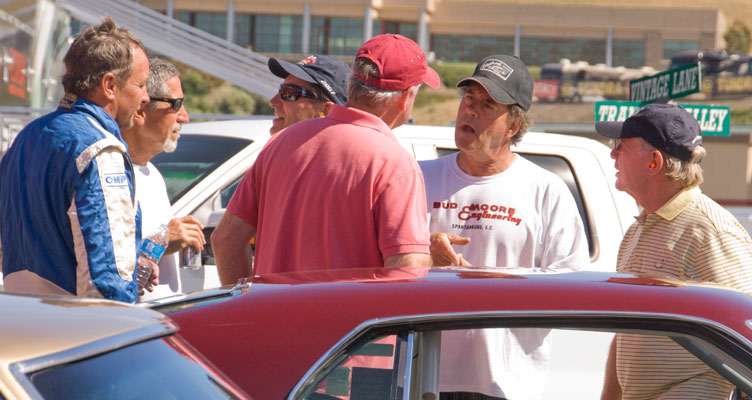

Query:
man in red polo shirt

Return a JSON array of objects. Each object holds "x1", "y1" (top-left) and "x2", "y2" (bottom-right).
[{"x1": 213, "y1": 34, "x2": 437, "y2": 281}]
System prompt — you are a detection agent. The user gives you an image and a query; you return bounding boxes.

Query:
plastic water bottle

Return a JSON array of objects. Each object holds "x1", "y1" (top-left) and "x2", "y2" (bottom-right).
[{"x1": 137, "y1": 224, "x2": 169, "y2": 290}]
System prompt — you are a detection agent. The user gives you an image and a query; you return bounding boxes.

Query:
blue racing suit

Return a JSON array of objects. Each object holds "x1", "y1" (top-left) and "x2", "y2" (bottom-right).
[{"x1": 0, "y1": 94, "x2": 141, "y2": 302}]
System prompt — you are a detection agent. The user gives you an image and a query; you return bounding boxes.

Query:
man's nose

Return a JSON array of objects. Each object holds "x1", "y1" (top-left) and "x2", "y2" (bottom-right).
[
  {"x1": 269, "y1": 92, "x2": 282, "y2": 108},
  {"x1": 463, "y1": 99, "x2": 479, "y2": 118},
  {"x1": 177, "y1": 104, "x2": 189, "y2": 123},
  {"x1": 141, "y1": 87, "x2": 149, "y2": 104}
]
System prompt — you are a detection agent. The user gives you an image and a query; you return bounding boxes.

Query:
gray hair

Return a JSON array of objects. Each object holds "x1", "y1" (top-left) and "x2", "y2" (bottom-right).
[
  {"x1": 146, "y1": 57, "x2": 180, "y2": 108},
  {"x1": 458, "y1": 85, "x2": 532, "y2": 146},
  {"x1": 637, "y1": 138, "x2": 705, "y2": 187},
  {"x1": 62, "y1": 15, "x2": 145, "y2": 97},
  {"x1": 508, "y1": 104, "x2": 532, "y2": 146},
  {"x1": 347, "y1": 57, "x2": 419, "y2": 110}
]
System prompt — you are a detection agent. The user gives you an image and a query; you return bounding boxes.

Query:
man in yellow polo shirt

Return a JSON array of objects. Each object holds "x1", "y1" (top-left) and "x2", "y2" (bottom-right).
[{"x1": 596, "y1": 103, "x2": 752, "y2": 399}]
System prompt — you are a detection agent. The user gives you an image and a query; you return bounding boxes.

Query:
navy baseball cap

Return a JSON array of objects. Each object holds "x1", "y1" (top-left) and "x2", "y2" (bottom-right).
[
  {"x1": 595, "y1": 103, "x2": 702, "y2": 161},
  {"x1": 268, "y1": 55, "x2": 349, "y2": 105},
  {"x1": 456, "y1": 54, "x2": 534, "y2": 111}
]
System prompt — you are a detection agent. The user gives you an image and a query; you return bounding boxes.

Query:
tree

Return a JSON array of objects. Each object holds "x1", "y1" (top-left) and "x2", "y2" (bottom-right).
[{"x1": 724, "y1": 20, "x2": 751, "y2": 54}]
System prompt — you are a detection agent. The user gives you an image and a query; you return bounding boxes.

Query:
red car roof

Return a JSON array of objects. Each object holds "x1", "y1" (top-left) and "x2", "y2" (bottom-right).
[{"x1": 169, "y1": 268, "x2": 752, "y2": 398}]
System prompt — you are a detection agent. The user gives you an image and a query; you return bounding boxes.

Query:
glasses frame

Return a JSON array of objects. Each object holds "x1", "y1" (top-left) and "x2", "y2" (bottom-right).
[
  {"x1": 278, "y1": 83, "x2": 320, "y2": 102},
  {"x1": 150, "y1": 96, "x2": 184, "y2": 111}
]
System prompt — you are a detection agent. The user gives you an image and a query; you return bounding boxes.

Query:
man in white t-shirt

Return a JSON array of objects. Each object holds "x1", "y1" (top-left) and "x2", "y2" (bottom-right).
[
  {"x1": 121, "y1": 57, "x2": 206, "y2": 301},
  {"x1": 420, "y1": 55, "x2": 589, "y2": 400}
]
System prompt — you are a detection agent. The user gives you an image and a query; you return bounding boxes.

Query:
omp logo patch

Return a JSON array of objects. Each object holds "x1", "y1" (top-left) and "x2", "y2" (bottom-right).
[
  {"x1": 480, "y1": 60, "x2": 513, "y2": 81},
  {"x1": 104, "y1": 173, "x2": 128, "y2": 187}
]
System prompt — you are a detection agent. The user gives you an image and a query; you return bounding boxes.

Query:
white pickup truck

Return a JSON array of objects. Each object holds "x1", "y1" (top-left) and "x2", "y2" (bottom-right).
[
  {"x1": 0, "y1": 120, "x2": 638, "y2": 286},
  {"x1": 150, "y1": 119, "x2": 638, "y2": 399},
  {"x1": 0, "y1": 119, "x2": 639, "y2": 398},
  {"x1": 156, "y1": 119, "x2": 638, "y2": 290}
]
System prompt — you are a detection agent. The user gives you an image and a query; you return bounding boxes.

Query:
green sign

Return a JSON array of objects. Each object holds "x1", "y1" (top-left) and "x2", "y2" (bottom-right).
[
  {"x1": 595, "y1": 101, "x2": 730, "y2": 136},
  {"x1": 629, "y1": 62, "x2": 701, "y2": 103}
]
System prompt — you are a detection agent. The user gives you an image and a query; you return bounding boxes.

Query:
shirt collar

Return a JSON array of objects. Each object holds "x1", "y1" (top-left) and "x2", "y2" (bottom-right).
[
  {"x1": 654, "y1": 185, "x2": 700, "y2": 221},
  {"x1": 327, "y1": 104, "x2": 393, "y2": 135}
]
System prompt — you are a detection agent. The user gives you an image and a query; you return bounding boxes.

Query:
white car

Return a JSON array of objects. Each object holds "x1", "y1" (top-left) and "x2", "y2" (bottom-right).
[{"x1": 153, "y1": 118, "x2": 638, "y2": 277}]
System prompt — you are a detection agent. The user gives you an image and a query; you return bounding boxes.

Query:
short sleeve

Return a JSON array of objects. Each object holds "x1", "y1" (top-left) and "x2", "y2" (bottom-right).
[{"x1": 374, "y1": 169, "x2": 431, "y2": 259}]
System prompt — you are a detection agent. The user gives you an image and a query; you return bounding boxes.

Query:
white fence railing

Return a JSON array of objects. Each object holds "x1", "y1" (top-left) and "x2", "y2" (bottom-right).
[{"x1": 54, "y1": 0, "x2": 278, "y2": 99}]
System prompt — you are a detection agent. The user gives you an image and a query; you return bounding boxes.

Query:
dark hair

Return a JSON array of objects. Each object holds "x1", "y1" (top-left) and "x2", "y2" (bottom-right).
[{"x1": 62, "y1": 16, "x2": 145, "y2": 97}]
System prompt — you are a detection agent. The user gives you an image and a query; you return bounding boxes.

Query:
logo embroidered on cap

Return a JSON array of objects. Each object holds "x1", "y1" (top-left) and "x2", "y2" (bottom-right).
[
  {"x1": 104, "y1": 173, "x2": 128, "y2": 188},
  {"x1": 480, "y1": 59, "x2": 514, "y2": 81},
  {"x1": 319, "y1": 80, "x2": 336, "y2": 96},
  {"x1": 297, "y1": 55, "x2": 317, "y2": 66}
]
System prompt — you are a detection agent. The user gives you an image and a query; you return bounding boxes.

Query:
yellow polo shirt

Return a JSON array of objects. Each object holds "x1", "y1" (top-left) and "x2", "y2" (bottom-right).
[{"x1": 615, "y1": 186, "x2": 752, "y2": 399}]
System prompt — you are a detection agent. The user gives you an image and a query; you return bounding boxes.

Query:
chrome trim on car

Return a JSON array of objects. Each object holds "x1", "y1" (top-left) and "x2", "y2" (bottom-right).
[
  {"x1": 10, "y1": 321, "x2": 176, "y2": 399},
  {"x1": 746, "y1": 319, "x2": 752, "y2": 331},
  {"x1": 140, "y1": 281, "x2": 249, "y2": 313},
  {"x1": 287, "y1": 310, "x2": 752, "y2": 398}
]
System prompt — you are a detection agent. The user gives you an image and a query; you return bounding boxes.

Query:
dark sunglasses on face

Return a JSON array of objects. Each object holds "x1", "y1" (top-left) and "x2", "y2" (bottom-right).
[
  {"x1": 278, "y1": 83, "x2": 319, "y2": 102},
  {"x1": 150, "y1": 96, "x2": 184, "y2": 111}
]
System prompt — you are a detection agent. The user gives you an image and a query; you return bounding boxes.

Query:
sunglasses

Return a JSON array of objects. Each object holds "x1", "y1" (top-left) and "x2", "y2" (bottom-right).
[
  {"x1": 278, "y1": 83, "x2": 319, "y2": 102},
  {"x1": 150, "y1": 96, "x2": 184, "y2": 111}
]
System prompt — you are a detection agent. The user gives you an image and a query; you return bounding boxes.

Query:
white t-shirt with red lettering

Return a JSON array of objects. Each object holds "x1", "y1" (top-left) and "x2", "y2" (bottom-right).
[{"x1": 420, "y1": 152, "x2": 588, "y2": 400}]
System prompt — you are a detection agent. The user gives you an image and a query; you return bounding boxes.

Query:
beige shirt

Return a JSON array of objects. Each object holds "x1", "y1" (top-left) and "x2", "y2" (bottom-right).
[{"x1": 616, "y1": 186, "x2": 752, "y2": 399}]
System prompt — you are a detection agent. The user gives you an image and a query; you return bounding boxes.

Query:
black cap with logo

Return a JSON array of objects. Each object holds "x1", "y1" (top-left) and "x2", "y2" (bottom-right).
[
  {"x1": 268, "y1": 55, "x2": 349, "y2": 105},
  {"x1": 456, "y1": 54, "x2": 534, "y2": 111},
  {"x1": 595, "y1": 103, "x2": 702, "y2": 162}
]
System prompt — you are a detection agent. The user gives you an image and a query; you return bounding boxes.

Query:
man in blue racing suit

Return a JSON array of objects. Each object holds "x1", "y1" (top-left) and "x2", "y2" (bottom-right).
[{"x1": 0, "y1": 16, "x2": 152, "y2": 303}]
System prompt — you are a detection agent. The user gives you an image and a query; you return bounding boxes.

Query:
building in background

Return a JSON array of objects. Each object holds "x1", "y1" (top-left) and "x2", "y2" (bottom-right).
[{"x1": 136, "y1": 0, "x2": 748, "y2": 68}]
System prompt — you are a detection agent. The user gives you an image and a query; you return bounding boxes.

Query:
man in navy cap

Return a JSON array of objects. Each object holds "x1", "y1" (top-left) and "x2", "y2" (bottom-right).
[
  {"x1": 420, "y1": 54, "x2": 589, "y2": 400},
  {"x1": 267, "y1": 54, "x2": 350, "y2": 135},
  {"x1": 597, "y1": 103, "x2": 752, "y2": 399}
]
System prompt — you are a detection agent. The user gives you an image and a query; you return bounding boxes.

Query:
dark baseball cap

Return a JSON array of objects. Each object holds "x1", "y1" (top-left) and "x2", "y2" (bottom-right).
[
  {"x1": 456, "y1": 55, "x2": 534, "y2": 111},
  {"x1": 268, "y1": 54, "x2": 349, "y2": 105},
  {"x1": 595, "y1": 103, "x2": 702, "y2": 162}
]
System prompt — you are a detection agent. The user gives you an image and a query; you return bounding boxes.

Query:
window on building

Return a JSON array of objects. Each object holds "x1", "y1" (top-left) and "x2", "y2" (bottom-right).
[
  {"x1": 521, "y1": 37, "x2": 606, "y2": 66},
  {"x1": 431, "y1": 34, "x2": 514, "y2": 62},
  {"x1": 373, "y1": 20, "x2": 418, "y2": 41},
  {"x1": 663, "y1": 40, "x2": 699, "y2": 59},
  {"x1": 254, "y1": 15, "x2": 303, "y2": 53},
  {"x1": 178, "y1": 12, "x2": 227, "y2": 40},
  {"x1": 178, "y1": 12, "x2": 302, "y2": 53},
  {"x1": 613, "y1": 40, "x2": 645, "y2": 68},
  {"x1": 233, "y1": 14, "x2": 253, "y2": 48},
  {"x1": 310, "y1": 17, "x2": 362, "y2": 56}
]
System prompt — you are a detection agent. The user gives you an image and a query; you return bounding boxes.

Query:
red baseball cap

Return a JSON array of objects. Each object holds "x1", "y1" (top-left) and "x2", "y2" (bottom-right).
[{"x1": 354, "y1": 34, "x2": 440, "y2": 91}]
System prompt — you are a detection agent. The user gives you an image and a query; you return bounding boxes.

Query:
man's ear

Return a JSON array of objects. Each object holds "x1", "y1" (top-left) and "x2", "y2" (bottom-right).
[
  {"x1": 320, "y1": 102, "x2": 334, "y2": 117},
  {"x1": 397, "y1": 89, "x2": 412, "y2": 111},
  {"x1": 506, "y1": 117, "x2": 522, "y2": 139},
  {"x1": 101, "y1": 72, "x2": 118, "y2": 101},
  {"x1": 648, "y1": 150, "x2": 664, "y2": 175},
  {"x1": 132, "y1": 107, "x2": 147, "y2": 125}
]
